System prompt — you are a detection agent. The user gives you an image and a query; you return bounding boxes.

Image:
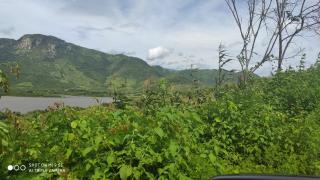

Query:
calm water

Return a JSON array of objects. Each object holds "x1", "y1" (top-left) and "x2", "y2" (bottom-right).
[{"x1": 0, "y1": 96, "x2": 113, "y2": 114}]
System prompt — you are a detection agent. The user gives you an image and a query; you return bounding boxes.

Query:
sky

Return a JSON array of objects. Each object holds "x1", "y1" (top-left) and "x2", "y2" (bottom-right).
[{"x1": 0, "y1": 0, "x2": 319, "y2": 76}]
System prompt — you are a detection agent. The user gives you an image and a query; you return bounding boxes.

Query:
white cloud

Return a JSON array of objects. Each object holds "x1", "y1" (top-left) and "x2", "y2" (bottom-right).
[
  {"x1": 147, "y1": 46, "x2": 172, "y2": 60},
  {"x1": 0, "y1": 0, "x2": 319, "y2": 76},
  {"x1": 0, "y1": 26, "x2": 15, "y2": 35}
]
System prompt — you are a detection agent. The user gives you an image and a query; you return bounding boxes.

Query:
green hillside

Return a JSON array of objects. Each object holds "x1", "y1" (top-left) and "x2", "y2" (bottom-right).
[{"x1": 0, "y1": 34, "x2": 239, "y2": 96}]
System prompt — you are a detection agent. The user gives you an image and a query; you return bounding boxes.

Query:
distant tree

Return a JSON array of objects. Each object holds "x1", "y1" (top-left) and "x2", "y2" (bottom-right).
[
  {"x1": 0, "y1": 70, "x2": 9, "y2": 93},
  {"x1": 189, "y1": 64, "x2": 199, "y2": 87},
  {"x1": 143, "y1": 77, "x2": 158, "y2": 93},
  {"x1": 0, "y1": 63, "x2": 20, "y2": 93},
  {"x1": 297, "y1": 53, "x2": 306, "y2": 71}
]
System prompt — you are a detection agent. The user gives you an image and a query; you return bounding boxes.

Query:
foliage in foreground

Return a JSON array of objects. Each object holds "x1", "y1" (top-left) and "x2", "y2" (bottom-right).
[{"x1": 1, "y1": 65, "x2": 320, "y2": 179}]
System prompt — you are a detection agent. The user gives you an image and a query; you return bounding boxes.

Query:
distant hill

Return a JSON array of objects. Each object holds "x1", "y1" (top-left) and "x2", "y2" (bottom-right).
[{"x1": 0, "y1": 34, "x2": 240, "y2": 96}]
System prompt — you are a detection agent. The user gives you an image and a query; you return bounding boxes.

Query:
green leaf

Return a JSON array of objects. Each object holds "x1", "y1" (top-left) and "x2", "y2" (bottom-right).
[
  {"x1": 79, "y1": 120, "x2": 87, "y2": 129},
  {"x1": 215, "y1": 117, "x2": 222, "y2": 123},
  {"x1": 191, "y1": 112, "x2": 201, "y2": 122},
  {"x1": 200, "y1": 154, "x2": 207, "y2": 158},
  {"x1": 119, "y1": 165, "x2": 132, "y2": 180},
  {"x1": 178, "y1": 173, "x2": 192, "y2": 180},
  {"x1": 154, "y1": 127, "x2": 165, "y2": 138},
  {"x1": 214, "y1": 145, "x2": 220, "y2": 155},
  {"x1": 133, "y1": 168, "x2": 141, "y2": 179},
  {"x1": 209, "y1": 153, "x2": 216, "y2": 163},
  {"x1": 169, "y1": 141, "x2": 178, "y2": 156},
  {"x1": 68, "y1": 133, "x2": 75, "y2": 141},
  {"x1": 86, "y1": 163, "x2": 91, "y2": 171},
  {"x1": 95, "y1": 135, "x2": 103, "y2": 146},
  {"x1": 71, "y1": 121, "x2": 78, "y2": 129},
  {"x1": 81, "y1": 147, "x2": 93, "y2": 156},
  {"x1": 0, "y1": 121, "x2": 8, "y2": 134},
  {"x1": 107, "y1": 153, "x2": 115, "y2": 166},
  {"x1": 2, "y1": 139, "x2": 8, "y2": 147},
  {"x1": 66, "y1": 148, "x2": 72, "y2": 159}
]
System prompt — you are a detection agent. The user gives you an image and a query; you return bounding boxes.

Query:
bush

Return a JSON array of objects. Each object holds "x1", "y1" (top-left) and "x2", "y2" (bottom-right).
[{"x1": 2, "y1": 65, "x2": 320, "y2": 179}]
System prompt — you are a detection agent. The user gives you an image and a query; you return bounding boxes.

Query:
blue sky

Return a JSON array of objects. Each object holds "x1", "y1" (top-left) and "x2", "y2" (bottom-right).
[{"x1": 0, "y1": 0, "x2": 319, "y2": 76}]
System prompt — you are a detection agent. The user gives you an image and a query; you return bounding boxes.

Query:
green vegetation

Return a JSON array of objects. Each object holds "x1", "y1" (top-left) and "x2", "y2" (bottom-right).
[
  {"x1": 0, "y1": 34, "x2": 239, "y2": 96},
  {"x1": 1, "y1": 61, "x2": 320, "y2": 179}
]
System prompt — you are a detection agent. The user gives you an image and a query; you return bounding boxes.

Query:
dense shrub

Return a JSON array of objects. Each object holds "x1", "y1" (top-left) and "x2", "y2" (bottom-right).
[{"x1": 1, "y1": 65, "x2": 320, "y2": 179}]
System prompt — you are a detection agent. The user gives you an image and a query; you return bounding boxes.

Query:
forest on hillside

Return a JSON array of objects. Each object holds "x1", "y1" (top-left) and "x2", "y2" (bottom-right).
[{"x1": 1, "y1": 0, "x2": 320, "y2": 179}]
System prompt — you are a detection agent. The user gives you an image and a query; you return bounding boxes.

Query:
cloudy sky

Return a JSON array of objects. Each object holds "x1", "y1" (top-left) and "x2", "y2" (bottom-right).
[{"x1": 0, "y1": 0, "x2": 319, "y2": 76}]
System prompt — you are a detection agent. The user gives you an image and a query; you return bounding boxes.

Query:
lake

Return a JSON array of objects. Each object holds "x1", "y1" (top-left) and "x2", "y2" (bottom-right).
[{"x1": 0, "y1": 96, "x2": 113, "y2": 114}]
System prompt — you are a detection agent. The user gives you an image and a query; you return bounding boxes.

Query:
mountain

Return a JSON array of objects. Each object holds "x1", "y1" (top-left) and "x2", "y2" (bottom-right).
[{"x1": 0, "y1": 34, "x2": 240, "y2": 96}]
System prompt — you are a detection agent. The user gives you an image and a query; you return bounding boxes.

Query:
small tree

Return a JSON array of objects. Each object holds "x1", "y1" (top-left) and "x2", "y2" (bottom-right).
[
  {"x1": 226, "y1": 0, "x2": 320, "y2": 76},
  {"x1": 272, "y1": 0, "x2": 320, "y2": 71},
  {"x1": 297, "y1": 53, "x2": 306, "y2": 71},
  {"x1": 226, "y1": 0, "x2": 273, "y2": 81},
  {"x1": 106, "y1": 76, "x2": 128, "y2": 108},
  {"x1": 216, "y1": 43, "x2": 233, "y2": 87}
]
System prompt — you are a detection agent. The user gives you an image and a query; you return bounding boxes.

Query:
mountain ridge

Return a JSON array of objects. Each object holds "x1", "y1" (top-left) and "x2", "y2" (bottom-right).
[{"x1": 0, "y1": 34, "x2": 240, "y2": 96}]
